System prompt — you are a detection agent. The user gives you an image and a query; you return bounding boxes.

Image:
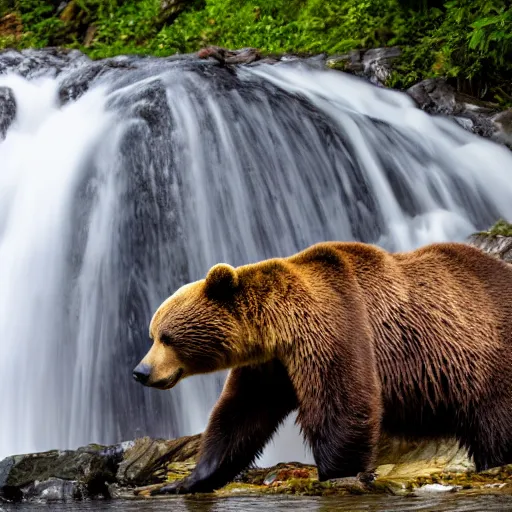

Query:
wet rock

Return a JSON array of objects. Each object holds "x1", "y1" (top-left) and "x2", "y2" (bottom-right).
[
  {"x1": 406, "y1": 78, "x2": 501, "y2": 139},
  {"x1": 0, "y1": 47, "x2": 90, "y2": 79},
  {"x1": 467, "y1": 226, "x2": 512, "y2": 263},
  {"x1": 198, "y1": 46, "x2": 262, "y2": 66},
  {"x1": 58, "y1": 62, "x2": 109, "y2": 103},
  {"x1": 413, "y1": 483, "x2": 460, "y2": 495},
  {"x1": 117, "y1": 434, "x2": 200, "y2": 486},
  {"x1": 491, "y1": 109, "x2": 512, "y2": 147},
  {"x1": 0, "y1": 443, "x2": 123, "y2": 502},
  {"x1": 0, "y1": 86, "x2": 16, "y2": 140},
  {"x1": 20, "y1": 478, "x2": 85, "y2": 502},
  {"x1": 327, "y1": 50, "x2": 364, "y2": 73},
  {"x1": 326, "y1": 47, "x2": 400, "y2": 86},
  {"x1": 362, "y1": 47, "x2": 401, "y2": 85}
]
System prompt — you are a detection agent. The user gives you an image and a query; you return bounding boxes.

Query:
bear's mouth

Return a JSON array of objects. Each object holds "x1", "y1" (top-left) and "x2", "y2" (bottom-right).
[{"x1": 153, "y1": 368, "x2": 184, "y2": 390}]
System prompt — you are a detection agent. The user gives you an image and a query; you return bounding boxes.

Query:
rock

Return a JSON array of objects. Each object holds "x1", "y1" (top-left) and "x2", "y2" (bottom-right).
[
  {"x1": 0, "y1": 48, "x2": 90, "y2": 79},
  {"x1": 491, "y1": 109, "x2": 512, "y2": 147},
  {"x1": 361, "y1": 47, "x2": 401, "y2": 86},
  {"x1": 406, "y1": 78, "x2": 501, "y2": 138},
  {"x1": 376, "y1": 435, "x2": 474, "y2": 478},
  {"x1": 19, "y1": 478, "x2": 85, "y2": 502},
  {"x1": 413, "y1": 483, "x2": 460, "y2": 495},
  {"x1": 198, "y1": 46, "x2": 262, "y2": 66},
  {"x1": 0, "y1": 86, "x2": 16, "y2": 140},
  {"x1": 0, "y1": 434, "x2": 201, "y2": 502},
  {"x1": 468, "y1": 221, "x2": 512, "y2": 263},
  {"x1": 116, "y1": 434, "x2": 200, "y2": 486},
  {"x1": 326, "y1": 47, "x2": 401, "y2": 86},
  {"x1": 0, "y1": 443, "x2": 123, "y2": 502}
]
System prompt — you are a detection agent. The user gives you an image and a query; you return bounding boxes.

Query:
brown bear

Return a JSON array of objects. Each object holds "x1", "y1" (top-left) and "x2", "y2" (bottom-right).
[{"x1": 133, "y1": 241, "x2": 512, "y2": 494}]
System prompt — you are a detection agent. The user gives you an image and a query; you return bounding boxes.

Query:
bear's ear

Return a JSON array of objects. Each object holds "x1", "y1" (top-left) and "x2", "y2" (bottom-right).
[{"x1": 205, "y1": 263, "x2": 239, "y2": 300}]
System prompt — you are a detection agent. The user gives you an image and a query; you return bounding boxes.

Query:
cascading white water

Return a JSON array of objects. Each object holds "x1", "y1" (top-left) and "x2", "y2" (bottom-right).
[{"x1": 1, "y1": 54, "x2": 512, "y2": 464}]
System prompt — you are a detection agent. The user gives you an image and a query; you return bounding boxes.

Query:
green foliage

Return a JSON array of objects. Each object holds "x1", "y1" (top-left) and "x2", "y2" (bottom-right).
[
  {"x1": 488, "y1": 219, "x2": 512, "y2": 237},
  {"x1": 0, "y1": 0, "x2": 510, "y2": 102},
  {"x1": 152, "y1": 0, "x2": 400, "y2": 56},
  {"x1": 388, "y1": 1, "x2": 512, "y2": 100}
]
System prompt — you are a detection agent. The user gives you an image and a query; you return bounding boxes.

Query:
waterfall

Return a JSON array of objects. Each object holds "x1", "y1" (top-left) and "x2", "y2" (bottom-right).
[{"x1": 1, "y1": 50, "x2": 511, "y2": 464}]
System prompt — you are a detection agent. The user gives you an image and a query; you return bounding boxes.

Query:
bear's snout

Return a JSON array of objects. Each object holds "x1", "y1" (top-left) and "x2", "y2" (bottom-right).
[{"x1": 133, "y1": 363, "x2": 152, "y2": 385}]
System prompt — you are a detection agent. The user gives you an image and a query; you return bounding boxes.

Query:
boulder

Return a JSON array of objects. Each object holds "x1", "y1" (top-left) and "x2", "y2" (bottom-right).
[
  {"x1": 0, "y1": 435, "x2": 200, "y2": 502},
  {"x1": 406, "y1": 78, "x2": 504, "y2": 140},
  {"x1": 116, "y1": 434, "x2": 200, "y2": 486},
  {"x1": 326, "y1": 47, "x2": 401, "y2": 86},
  {"x1": 0, "y1": 443, "x2": 124, "y2": 502}
]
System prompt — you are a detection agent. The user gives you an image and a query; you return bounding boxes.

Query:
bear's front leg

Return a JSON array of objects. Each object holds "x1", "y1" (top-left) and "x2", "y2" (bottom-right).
[
  {"x1": 296, "y1": 353, "x2": 382, "y2": 481},
  {"x1": 151, "y1": 359, "x2": 297, "y2": 495}
]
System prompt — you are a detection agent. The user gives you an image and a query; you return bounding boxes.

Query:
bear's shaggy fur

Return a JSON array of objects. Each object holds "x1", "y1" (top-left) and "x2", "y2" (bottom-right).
[{"x1": 134, "y1": 241, "x2": 512, "y2": 494}]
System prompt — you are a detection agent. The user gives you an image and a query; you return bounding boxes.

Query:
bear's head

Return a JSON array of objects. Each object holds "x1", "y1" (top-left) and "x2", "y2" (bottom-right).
[{"x1": 133, "y1": 262, "x2": 269, "y2": 389}]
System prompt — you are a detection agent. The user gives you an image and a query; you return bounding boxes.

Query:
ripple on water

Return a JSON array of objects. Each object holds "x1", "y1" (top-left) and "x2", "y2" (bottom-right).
[{"x1": 2, "y1": 495, "x2": 512, "y2": 512}]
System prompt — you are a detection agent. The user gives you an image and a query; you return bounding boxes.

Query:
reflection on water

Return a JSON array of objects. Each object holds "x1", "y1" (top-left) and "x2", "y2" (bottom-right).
[{"x1": 2, "y1": 495, "x2": 512, "y2": 512}]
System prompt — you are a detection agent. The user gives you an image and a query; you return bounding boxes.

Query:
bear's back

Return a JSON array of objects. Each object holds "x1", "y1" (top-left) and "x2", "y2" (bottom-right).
[{"x1": 288, "y1": 241, "x2": 512, "y2": 438}]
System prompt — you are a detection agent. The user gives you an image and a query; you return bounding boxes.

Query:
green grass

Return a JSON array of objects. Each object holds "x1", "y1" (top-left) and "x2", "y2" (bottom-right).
[
  {"x1": 488, "y1": 219, "x2": 512, "y2": 237},
  {"x1": 0, "y1": 0, "x2": 511, "y2": 102}
]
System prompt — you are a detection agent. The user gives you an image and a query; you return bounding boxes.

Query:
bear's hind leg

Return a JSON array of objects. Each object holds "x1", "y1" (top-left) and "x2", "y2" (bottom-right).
[{"x1": 461, "y1": 405, "x2": 512, "y2": 472}]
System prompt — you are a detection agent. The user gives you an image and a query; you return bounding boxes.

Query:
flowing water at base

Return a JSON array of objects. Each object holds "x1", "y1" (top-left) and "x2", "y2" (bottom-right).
[{"x1": 3, "y1": 495, "x2": 512, "y2": 512}]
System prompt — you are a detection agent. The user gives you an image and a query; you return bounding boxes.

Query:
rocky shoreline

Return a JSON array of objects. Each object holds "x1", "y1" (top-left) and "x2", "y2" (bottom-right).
[
  {"x1": 0, "y1": 228, "x2": 510, "y2": 504},
  {"x1": 3, "y1": 432, "x2": 512, "y2": 503}
]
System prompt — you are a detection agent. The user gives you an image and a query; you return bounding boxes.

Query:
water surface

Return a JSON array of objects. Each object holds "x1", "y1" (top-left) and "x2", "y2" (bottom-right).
[{"x1": 3, "y1": 495, "x2": 512, "y2": 512}]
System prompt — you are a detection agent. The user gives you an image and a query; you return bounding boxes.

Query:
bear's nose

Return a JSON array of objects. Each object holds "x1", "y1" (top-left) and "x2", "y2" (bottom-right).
[{"x1": 133, "y1": 363, "x2": 151, "y2": 385}]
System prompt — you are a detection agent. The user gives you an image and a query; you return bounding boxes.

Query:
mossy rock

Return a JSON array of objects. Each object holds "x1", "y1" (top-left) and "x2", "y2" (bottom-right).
[{"x1": 487, "y1": 219, "x2": 512, "y2": 237}]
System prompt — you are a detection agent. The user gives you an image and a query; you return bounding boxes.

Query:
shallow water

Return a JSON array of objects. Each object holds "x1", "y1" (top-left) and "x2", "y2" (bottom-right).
[{"x1": 3, "y1": 495, "x2": 512, "y2": 512}]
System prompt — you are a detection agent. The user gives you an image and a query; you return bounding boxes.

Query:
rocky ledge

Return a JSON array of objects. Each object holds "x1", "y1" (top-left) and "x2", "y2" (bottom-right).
[
  {"x1": 0, "y1": 46, "x2": 511, "y2": 146},
  {"x1": 1, "y1": 227, "x2": 511, "y2": 504}
]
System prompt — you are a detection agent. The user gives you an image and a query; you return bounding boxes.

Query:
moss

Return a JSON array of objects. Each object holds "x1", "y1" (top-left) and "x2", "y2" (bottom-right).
[
  {"x1": 487, "y1": 219, "x2": 512, "y2": 237},
  {"x1": 163, "y1": 461, "x2": 195, "y2": 483}
]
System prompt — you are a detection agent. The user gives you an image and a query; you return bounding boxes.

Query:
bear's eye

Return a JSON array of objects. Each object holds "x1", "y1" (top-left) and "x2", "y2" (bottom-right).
[{"x1": 160, "y1": 334, "x2": 173, "y2": 346}]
